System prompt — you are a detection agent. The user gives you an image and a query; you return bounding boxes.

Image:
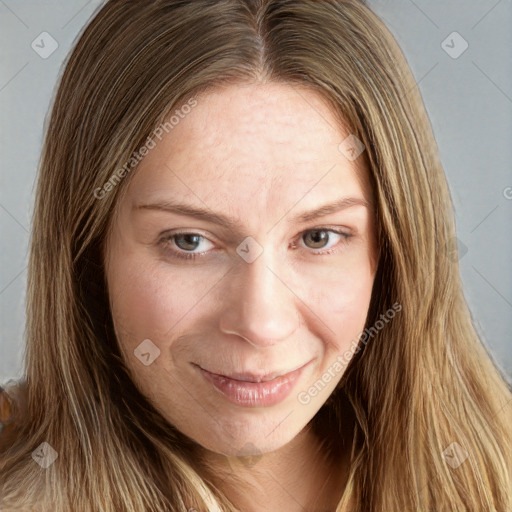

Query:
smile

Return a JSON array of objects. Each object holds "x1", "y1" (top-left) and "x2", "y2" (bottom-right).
[{"x1": 194, "y1": 361, "x2": 311, "y2": 407}]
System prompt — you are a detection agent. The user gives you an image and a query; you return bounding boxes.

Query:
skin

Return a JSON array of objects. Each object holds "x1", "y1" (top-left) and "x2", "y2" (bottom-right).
[{"x1": 104, "y1": 82, "x2": 378, "y2": 512}]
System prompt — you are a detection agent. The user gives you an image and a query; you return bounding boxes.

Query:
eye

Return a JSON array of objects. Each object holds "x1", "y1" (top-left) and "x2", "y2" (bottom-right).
[
  {"x1": 292, "y1": 227, "x2": 352, "y2": 256},
  {"x1": 159, "y1": 227, "x2": 352, "y2": 261},
  {"x1": 159, "y1": 231, "x2": 215, "y2": 260}
]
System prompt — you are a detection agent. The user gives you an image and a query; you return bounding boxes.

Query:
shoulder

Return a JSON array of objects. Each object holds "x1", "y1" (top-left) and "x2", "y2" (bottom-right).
[{"x1": 0, "y1": 381, "x2": 26, "y2": 451}]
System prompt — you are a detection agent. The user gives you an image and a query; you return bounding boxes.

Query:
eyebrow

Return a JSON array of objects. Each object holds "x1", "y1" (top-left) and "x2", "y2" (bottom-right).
[{"x1": 134, "y1": 196, "x2": 370, "y2": 233}]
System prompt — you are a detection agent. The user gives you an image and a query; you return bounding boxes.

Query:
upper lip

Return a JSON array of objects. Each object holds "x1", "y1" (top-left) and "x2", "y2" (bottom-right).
[{"x1": 196, "y1": 361, "x2": 310, "y2": 383}]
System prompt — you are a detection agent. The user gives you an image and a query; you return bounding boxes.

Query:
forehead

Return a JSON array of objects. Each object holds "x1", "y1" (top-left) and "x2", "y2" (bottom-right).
[{"x1": 125, "y1": 82, "x2": 371, "y2": 215}]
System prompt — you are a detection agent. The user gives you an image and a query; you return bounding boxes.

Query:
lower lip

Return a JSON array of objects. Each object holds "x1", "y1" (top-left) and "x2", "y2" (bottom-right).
[{"x1": 197, "y1": 363, "x2": 308, "y2": 407}]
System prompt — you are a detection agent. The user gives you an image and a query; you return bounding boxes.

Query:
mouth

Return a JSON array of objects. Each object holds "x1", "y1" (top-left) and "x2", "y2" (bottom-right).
[
  {"x1": 195, "y1": 363, "x2": 308, "y2": 383},
  {"x1": 193, "y1": 360, "x2": 312, "y2": 407}
]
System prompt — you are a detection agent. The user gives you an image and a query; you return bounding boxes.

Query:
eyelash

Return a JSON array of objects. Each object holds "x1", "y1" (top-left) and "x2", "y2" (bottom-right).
[{"x1": 159, "y1": 227, "x2": 352, "y2": 261}]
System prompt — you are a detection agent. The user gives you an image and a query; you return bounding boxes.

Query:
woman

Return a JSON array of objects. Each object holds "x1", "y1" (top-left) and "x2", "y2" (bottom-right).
[{"x1": 1, "y1": 0, "x2": 511, "y2": 510}]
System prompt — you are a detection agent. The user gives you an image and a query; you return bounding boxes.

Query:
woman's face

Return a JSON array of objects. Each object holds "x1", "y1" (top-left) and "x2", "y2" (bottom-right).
[{"x1": 105, "y1": 82, "x2": 377, "y2": 457}]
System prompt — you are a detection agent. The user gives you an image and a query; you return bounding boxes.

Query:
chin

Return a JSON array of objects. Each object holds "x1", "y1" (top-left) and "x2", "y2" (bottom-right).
[{"x1": 183, "y1": 408, "x2": 311, "y2": 458}]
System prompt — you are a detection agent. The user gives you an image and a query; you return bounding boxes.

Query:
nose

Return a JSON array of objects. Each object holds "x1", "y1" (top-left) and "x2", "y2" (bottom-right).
[{"x1": 218, "y1": 247, "x2": 300, "y2": 348}]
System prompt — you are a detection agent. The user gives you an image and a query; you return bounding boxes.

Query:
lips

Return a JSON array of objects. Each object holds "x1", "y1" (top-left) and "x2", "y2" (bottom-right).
[
  {"x1": 196, "y1": 361, "x2": 311, "y2": 407},
  {"x1": 194, "y1": 363, "x2": 307, "y2": 383}
]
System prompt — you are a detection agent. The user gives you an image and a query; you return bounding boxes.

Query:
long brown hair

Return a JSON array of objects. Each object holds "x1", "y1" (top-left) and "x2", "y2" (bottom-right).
[{"x1": 1, "y1": 1, "x2": 511, "y2": 510}]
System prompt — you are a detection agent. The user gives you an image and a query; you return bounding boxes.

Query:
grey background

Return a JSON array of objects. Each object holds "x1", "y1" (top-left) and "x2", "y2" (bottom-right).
[{"x1": 1, "y1": 1, "x2": 511, "y2": 383}]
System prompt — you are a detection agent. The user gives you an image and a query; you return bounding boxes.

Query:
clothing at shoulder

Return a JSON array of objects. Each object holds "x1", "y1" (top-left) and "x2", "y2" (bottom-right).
[{"x1": 0, "y1": 382, "x2": 26, "y2": 450}]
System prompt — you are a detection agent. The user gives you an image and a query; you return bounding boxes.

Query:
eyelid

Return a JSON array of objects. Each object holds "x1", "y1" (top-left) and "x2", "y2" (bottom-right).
[{"x1": 159, "y1": 225, "x2": 353, "y2": 243}]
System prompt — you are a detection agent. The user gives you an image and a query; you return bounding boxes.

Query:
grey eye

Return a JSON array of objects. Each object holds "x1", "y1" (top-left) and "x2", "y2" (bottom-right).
[{"x1": 173, "y1": 233, "x2": 203, "y2": 251}]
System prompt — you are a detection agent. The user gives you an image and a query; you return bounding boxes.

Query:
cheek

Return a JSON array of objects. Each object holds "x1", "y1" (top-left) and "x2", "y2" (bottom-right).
[
  {"x1": 308, "y1": 260, "x2": 375, "y2": 353},
  {"x1": 107, "y1": 256, "x2": 207, "y2": 349},
  {"x1": 332, "y1": 275, "x2": 373, "y2": 326}
]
